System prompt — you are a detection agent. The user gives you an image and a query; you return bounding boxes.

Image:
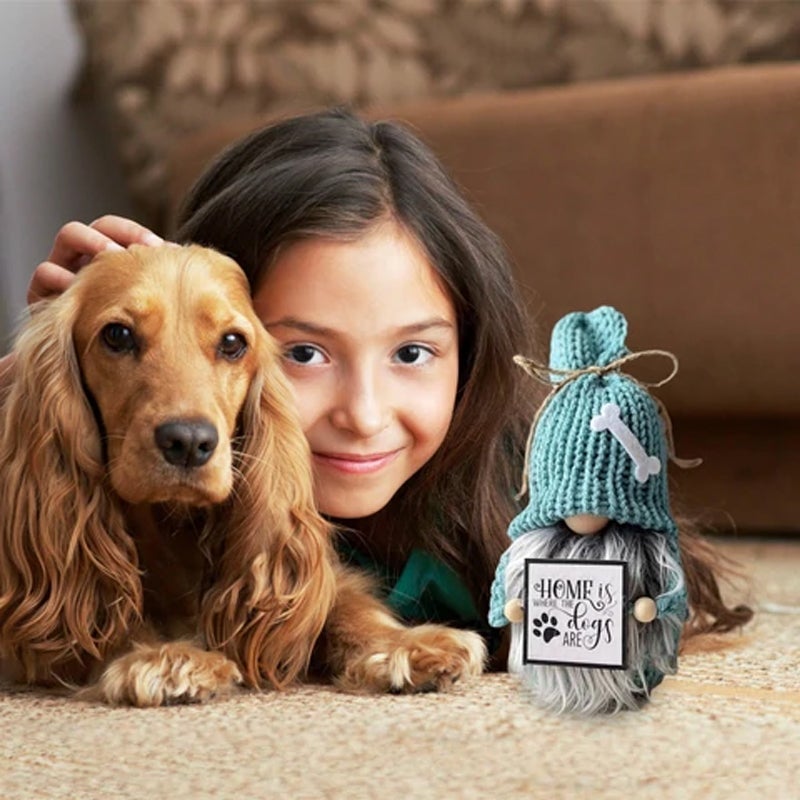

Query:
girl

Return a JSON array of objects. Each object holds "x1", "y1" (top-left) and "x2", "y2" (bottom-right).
[{"x1": 5, "y1": 108, "x2": 750, "y2": 663}]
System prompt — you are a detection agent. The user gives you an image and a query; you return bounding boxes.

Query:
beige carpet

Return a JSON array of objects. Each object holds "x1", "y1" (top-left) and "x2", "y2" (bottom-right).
[{"x1": 2, "y1": 539, "x2": 798, "y2": 800}]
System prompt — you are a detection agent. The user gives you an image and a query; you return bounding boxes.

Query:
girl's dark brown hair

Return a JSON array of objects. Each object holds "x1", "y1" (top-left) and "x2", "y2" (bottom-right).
[
  {"x1": 175, "y1": 106, "x2": 750, "y2": 638},
  {"x1": 175, "y1": 107, "x2": 536, "y2": 615},
  {"x1": 677, "y1": 516, "x2": 753, "y2": 639}
]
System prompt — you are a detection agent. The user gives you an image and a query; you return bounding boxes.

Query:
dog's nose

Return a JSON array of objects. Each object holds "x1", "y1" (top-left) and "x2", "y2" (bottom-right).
[{"x1": 154, "y1": 420, "x2": 219, "y2": 468}]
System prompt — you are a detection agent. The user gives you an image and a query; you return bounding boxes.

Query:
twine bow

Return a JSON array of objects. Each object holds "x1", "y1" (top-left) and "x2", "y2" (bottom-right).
[{"x1": 514, "y1": 349, "x2": 702, "y2": 500}]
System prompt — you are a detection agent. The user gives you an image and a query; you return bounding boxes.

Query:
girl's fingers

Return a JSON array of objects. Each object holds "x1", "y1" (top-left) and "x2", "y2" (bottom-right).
[
  {"x1": 33, "y1": 216, "x2": 165, "y2": 307},
  {"x1": 27, "y1": 262, "x2": 79, "y2": 305},
  {"x1": 89, "y1": 215, "x2": 164, "y2": 249},
  {"x1": 47, "y1": 217, "x2": 164, "y2": 272},
  {"x1": 47, "y1": 221, "x2": 126, "y2": 271}
]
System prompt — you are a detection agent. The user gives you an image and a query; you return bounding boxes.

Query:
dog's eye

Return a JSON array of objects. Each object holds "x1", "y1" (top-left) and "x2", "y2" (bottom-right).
[
  {"x1": 101, "y1": 323, "x2": 137, "y2": 354},
  {"x1": 218, "y1": 332, "x2": 248, "y2": 361}
]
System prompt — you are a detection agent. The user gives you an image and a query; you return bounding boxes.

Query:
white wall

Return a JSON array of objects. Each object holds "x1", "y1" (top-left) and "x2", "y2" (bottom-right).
[{"x1": 0, "y1": 0, "x2": 135, "y2": 348}]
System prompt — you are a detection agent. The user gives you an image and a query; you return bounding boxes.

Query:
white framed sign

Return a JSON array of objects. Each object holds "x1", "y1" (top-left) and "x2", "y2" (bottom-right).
[{"x1": 522, "y1": 559, "x2": 628, "y2": 669}]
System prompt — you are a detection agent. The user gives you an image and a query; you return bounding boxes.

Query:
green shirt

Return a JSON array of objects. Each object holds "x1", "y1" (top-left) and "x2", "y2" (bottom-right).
[{"x1": 336, "y1": 541, "x2": 480, "y2": 626}]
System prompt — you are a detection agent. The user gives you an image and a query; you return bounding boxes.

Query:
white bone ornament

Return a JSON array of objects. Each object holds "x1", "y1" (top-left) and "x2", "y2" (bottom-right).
[{"x1": 590, "y1": 402, "x2": 661, "y2": 483}]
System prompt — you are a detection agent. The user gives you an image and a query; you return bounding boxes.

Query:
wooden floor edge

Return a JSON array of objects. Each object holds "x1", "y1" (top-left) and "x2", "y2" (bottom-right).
[{"x1": 661, "y1": 676, "x2": 800, "y2": 706}]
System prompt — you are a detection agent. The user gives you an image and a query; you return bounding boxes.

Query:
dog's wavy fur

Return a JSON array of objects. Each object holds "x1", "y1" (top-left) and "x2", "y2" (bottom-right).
[{"x1": 0, "y1": 245, "x2": 484, "y2": 705}]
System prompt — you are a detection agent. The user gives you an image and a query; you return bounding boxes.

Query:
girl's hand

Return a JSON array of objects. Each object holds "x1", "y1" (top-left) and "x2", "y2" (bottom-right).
[{"x1": 27, "y1": 216, "x2": 164, "y2": 304}]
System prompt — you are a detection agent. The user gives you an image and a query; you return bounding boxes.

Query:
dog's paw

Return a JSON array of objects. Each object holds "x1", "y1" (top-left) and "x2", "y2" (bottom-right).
[
  {"x1": 96, "y1": 642, "x2": 243, "y2": 707},
  {"x1": 336, "y1": 625, "x2": 486, "y2": 694}
]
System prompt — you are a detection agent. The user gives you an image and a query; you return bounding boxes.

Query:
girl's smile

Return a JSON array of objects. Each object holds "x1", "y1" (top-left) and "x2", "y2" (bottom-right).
[
  {"x1": 312, "y1": 449, "x2": 402, "y2": 475},
  {"x1": 253, "y1": 220, "x2": 459, "y2": 519}
]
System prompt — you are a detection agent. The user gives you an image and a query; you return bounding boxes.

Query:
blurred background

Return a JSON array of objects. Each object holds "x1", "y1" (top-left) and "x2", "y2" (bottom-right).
[
  {"x1": 0, "y1": 0, "x2": 134, "y2": 344},
  {"x1": 3, "y1": 0, "x2": 800, "y2": 343},
  {"x1": 1, "y1": 0, "x2": 799, "y2": 535}
]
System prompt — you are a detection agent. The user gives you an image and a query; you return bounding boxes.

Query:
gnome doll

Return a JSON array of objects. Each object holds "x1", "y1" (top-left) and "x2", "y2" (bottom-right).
[{"x1": 489, "y1": 306, "x2": 690, "y2": 715}]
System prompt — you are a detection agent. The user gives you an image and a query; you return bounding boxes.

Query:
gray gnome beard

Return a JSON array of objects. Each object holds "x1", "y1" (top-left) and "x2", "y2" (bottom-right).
[{"x1": 505, "y1": 522, "x2": 685, "y2": 715}]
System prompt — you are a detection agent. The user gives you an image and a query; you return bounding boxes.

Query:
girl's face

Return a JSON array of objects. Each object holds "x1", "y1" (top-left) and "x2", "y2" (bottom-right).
[{"x1": 252, "y1": 222, "x2": 459, "y2": 519}]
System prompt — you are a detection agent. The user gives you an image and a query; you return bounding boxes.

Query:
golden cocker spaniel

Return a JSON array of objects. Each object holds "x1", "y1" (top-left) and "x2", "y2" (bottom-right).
[{"x1": 0, "y1": 244, "x2": 485, "y2": 705}]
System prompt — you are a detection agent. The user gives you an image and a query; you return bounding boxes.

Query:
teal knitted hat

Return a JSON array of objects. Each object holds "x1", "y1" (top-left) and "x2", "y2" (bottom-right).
[{"x1": 508, "y1": 306, "x2": 677, "y2": 538}]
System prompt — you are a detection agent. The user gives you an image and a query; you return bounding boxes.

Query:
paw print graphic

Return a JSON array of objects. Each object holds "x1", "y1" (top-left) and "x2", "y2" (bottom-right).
[{"x1": 532, "y1": 613, "x2": 560, "y2": 644}]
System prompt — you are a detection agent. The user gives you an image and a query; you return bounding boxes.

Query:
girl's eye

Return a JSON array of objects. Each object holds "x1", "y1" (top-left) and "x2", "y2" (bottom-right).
[
  {"x1": 101, "y1": 323, "x2": 137, "y2": 354},
  {"x1": 218, "y1": 332, "x2": 248, "y2": 361},
  {"x1": 394, "y1": 344, "x2": 434, "y2": 366},
  {"x1": 284, "y1": 344, "x2": 326, "y2": 366}
]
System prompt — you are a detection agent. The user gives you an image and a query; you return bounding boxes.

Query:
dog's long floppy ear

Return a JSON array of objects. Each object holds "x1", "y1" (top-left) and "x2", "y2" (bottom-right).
[
  {"x1": 202, "y1": 332, "x2": 337, "y2": 689},
  {"x1": 0, "y1": 294, "x2": 142, "y2": 684}
]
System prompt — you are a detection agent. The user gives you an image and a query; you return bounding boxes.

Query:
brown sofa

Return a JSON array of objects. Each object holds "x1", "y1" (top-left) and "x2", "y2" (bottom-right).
[{"x1": 167, "y1": 64, "x2": 800, "y2": 535}]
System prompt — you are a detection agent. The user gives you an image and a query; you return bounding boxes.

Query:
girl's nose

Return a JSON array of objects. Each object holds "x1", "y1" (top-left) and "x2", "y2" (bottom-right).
[{"x1": 330, "y1": 369, "x2": 390, "y2": 438}]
